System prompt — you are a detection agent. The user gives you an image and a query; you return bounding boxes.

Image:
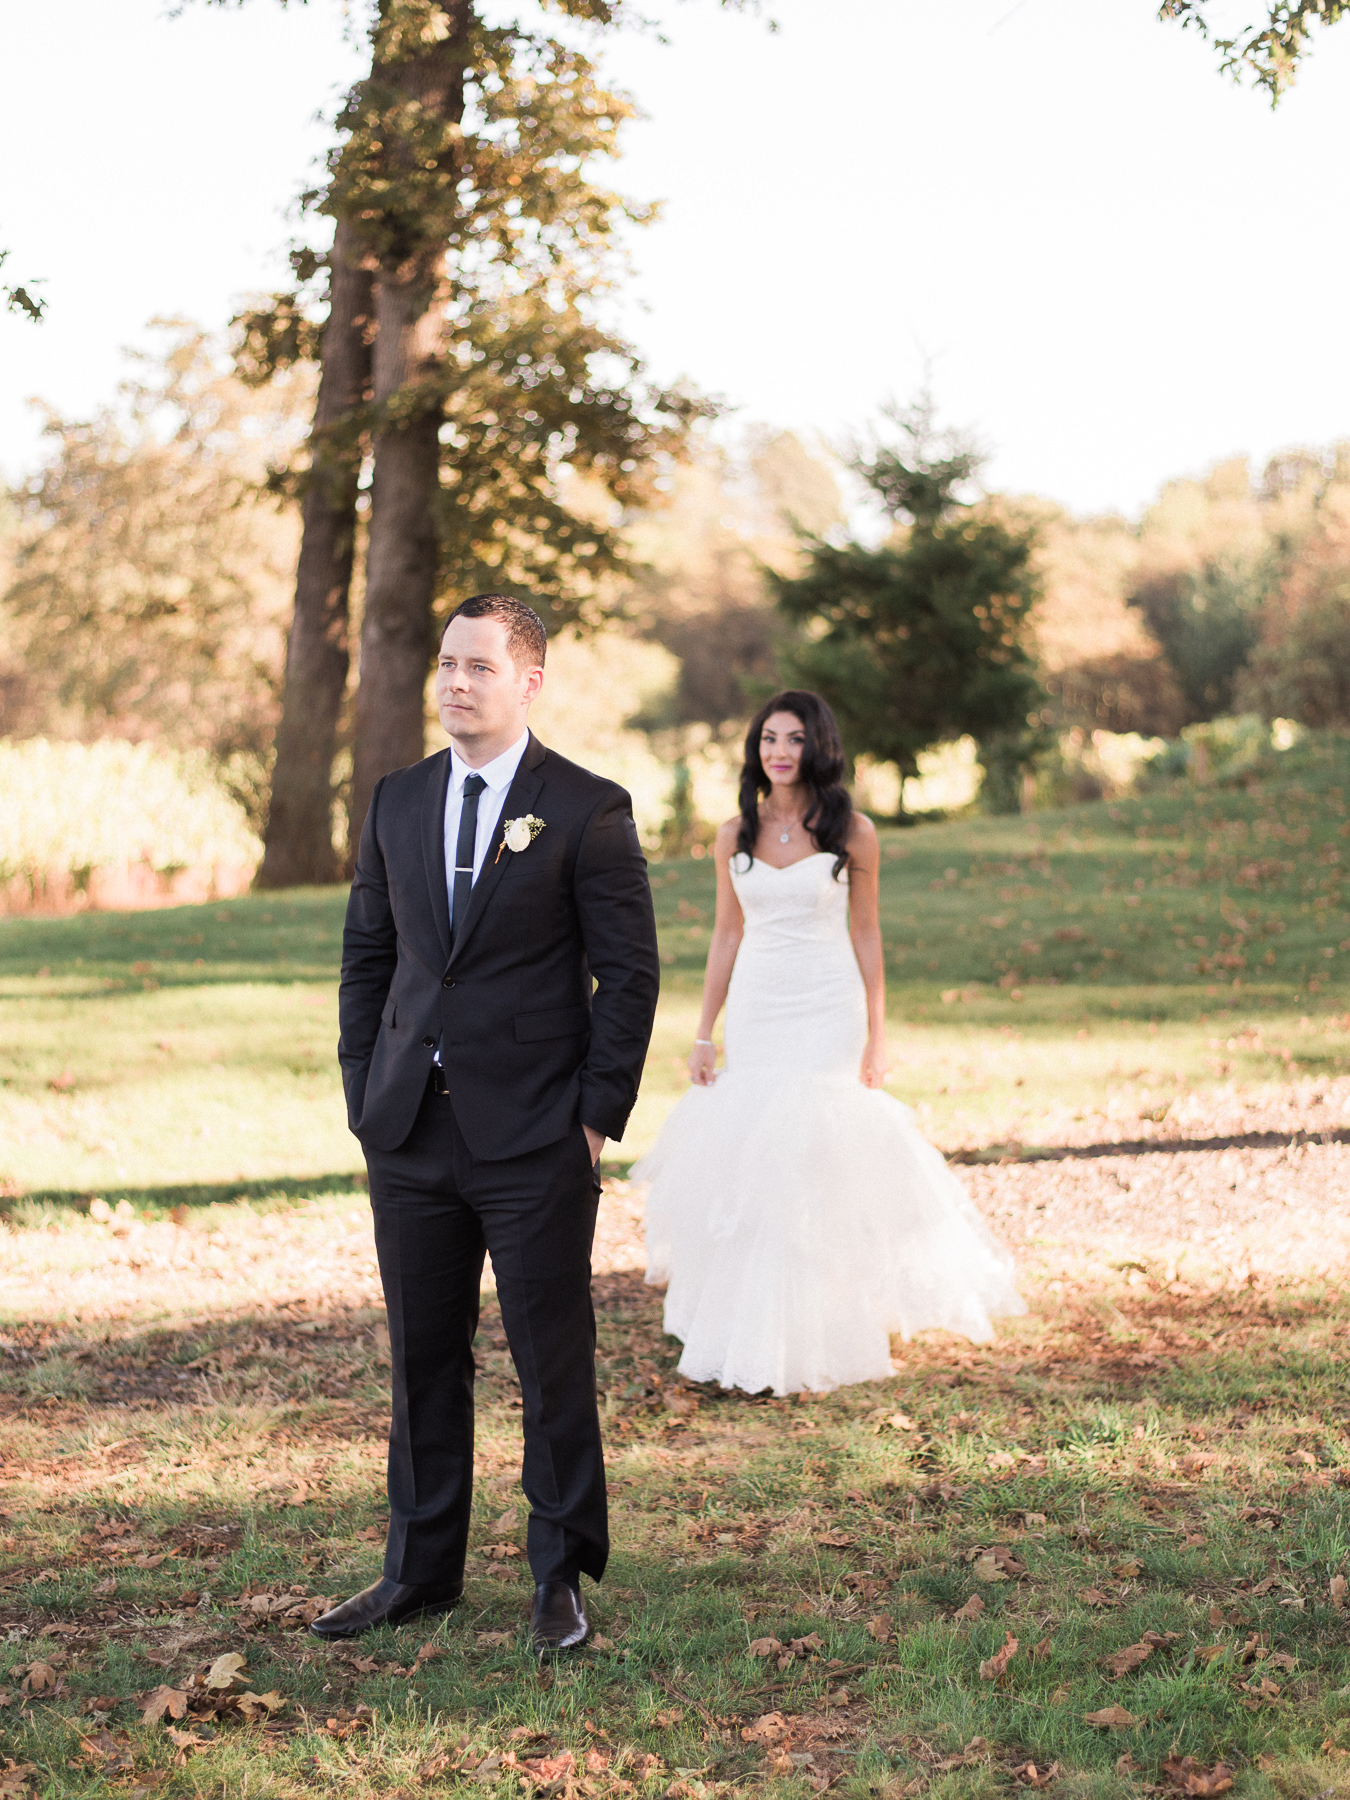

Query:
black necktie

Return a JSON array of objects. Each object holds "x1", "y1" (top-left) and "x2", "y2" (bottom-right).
[{"x1": 450, "y1": 772, "x2": 486, "y2": 944}]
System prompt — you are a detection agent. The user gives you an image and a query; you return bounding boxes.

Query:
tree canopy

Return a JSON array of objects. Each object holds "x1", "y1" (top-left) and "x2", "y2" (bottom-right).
[
  {"x1": 2, "y1": 326, "x2": 308, "y2": 828},
  {"x1": 771, "y1": 399, "x2": 1043, "y2": 815},
  {"x1": 1159, "y1": 1, "x2": 1350, "y2": 100}
]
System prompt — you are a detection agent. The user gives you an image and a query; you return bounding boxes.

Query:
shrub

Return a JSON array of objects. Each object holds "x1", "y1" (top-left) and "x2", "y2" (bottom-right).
[{"x1": 0, "y1": 739, "x2": 260, "y2": 912}]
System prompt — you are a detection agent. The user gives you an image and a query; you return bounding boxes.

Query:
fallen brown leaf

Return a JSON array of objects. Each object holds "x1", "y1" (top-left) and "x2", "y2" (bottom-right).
[
  {"x1": 1105, "y1": 1641, "x2": 1154, "y2": 1678},
  {"x1": 953, "y1": 1593, "x2": 985, "y2": 1622},
  {"x1": 748, "y1": 1636, "x2": 784, "y2": 1658},
  {"x1": 1238, "y1": 1675, "x2": 1281, "y2": 1710},
  {"x1": 1110, "y1": 1559, "x2": 1143, "y2": 1580},
  {"x1": 815, "y1": 1532, "x2": 855, "y2": 1547},
  {"x1": 140, "y1": 1686, "x2": 189, "y2": 1724},
  {"x1": 1013, "y1": 1760, "x2": 1061, "y2": 1789},
  {"x1": 323, "y1": 1703, "x2": 374, "y2": 1739},
  {"x1": 1332, "y1": 1574, "x2": 1347, "y2": 1612},
  {"x1": 203, "y1": 1653, "x2": 248, "y2": 1692},
  {"x1": 978, "y1": 1630, "x2": 1019, "y2": 1682},
  {"x1": 1078, "y1": 1588, "x2": 1118, "y2": 1607},
  {"x1": 19, "y1": 1664, "x2": 58, "y2": 1695},
  {"x1": 866, "y1": 1614, "x2": 894, "y2": 1643},
  {"x1": 741, "y1": 1711, "x2": 789, "y2": 1745},
  {"x1": 970, "y1": 1554, "x2": 1007, "y2": 1584},
  {"x1": 1161, "y1": 1755, "x2": 1235, "y2": 1796},
  {"x1": 166, "y1": 1726, "x2": 211, "y2": 1755},
  {"x1": 1082, "y1": 1705, "x2": 1139, "y2": 1729},
  {"x1": 654, "y1": 1710, "x2": 684, "y2": 1728},
  {"x1": 237, "y1": 1690, "x2": 286, "y2": 1720},
  {"x1": 76, "y1": 1732, "x2": 134, "y2": 1772}
]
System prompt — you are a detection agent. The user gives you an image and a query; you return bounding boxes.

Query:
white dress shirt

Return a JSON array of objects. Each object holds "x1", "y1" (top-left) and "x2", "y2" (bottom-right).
[{"x1": 443, "y1": 731, "x2": 530, "y2": 921}]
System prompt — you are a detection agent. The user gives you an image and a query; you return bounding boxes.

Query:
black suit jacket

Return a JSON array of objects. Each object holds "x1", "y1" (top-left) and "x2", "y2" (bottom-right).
[{"x1": 338, "y1": 733, "x2": 661, "y2": 1162}]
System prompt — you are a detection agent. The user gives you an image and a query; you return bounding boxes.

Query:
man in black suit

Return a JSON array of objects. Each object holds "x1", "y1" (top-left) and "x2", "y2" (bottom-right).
[{"x1": 312, "y1": 594, "x2": 660, "y2": 1652}]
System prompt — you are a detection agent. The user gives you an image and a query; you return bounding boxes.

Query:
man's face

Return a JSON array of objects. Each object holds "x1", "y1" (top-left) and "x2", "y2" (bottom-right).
[{"x1": 435, "y1": 615, "x2": 543, "y2": 757}]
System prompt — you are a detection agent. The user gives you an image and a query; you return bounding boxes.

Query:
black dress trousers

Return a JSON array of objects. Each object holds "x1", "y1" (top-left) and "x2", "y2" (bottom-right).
[{"x1": 364, "y1": 1081, "x2": 607, "y2": 1589}]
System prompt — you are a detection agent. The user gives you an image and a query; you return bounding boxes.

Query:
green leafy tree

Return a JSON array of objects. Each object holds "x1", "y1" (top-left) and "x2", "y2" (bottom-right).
[
  {"x1": 1239, "y1": 485, "x2": 1350, "y2": 724},
  {"x1": 1159, "y1": 1, "x2": 1350, "y2": 100},
  {"x1": 1, "y1": 326, "x2": 308, "y2": 827},
  {"x1": 1128, "y1": 556, "x2": 1267, "y2": 722},
  {"x1": 771, "y1": 399, "x2": 1043, "y2": 816},
  {"x1": 225, "y1": 0, "x2": 707, "y2": 880}
]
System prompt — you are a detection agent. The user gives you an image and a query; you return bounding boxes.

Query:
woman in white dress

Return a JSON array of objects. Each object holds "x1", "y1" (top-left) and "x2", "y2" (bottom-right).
[{"x1": 638, "y1": 690, "x2": 1025, "y2": 1396}]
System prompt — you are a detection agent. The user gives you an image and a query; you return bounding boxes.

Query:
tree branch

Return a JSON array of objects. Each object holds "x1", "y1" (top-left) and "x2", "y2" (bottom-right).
[{"x1": 1159, "y1": 1, "x2": 1350, "y2": 101}]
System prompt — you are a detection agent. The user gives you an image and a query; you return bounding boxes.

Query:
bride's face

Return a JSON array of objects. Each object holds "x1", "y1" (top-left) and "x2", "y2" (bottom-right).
[{"x1": 760, "y1": 712, "x2": 807, "y2": 789}]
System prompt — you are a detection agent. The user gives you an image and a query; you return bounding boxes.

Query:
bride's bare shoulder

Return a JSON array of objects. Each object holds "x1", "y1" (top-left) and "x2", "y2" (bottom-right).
[
  {"x1": 714, "y1": 818, "x2": 741, "y2": 861},
  {"x1": 846, "y1": 810, "x2": 879, "y2": 864}
]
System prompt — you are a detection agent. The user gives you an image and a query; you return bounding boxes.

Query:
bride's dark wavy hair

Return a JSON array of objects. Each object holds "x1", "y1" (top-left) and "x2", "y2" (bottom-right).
[{"x1": 737, "y1": 689, "x2": 853, "y2": 877}]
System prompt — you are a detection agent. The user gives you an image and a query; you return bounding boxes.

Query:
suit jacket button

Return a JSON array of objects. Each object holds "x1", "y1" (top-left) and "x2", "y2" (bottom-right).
[
  {"x1": 422, "y1": 1036, "x2": 436, "y2": 1048},
  {"x1": 442, "y1": 977, "x2": 455, "y2": 988}
]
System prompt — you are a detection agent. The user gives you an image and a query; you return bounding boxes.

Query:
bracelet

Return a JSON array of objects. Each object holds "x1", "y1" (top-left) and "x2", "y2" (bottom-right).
[{"x1": 694, "y1": 1038, "x2": 715, "y2": 1048}]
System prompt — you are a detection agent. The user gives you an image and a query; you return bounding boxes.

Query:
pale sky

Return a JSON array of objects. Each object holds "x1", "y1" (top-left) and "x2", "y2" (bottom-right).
[{"x1": 2, "y1": 0, "x2": 1348, "y2": 517}]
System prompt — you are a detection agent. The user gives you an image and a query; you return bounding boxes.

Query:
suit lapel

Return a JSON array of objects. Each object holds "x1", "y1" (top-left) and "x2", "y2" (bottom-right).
[
  {"x1": 422, "y1": 748, "x2": 454, "y2": 961},
  {"x1": 447, "y1": 733, "x2": 547, "y2": 968}
]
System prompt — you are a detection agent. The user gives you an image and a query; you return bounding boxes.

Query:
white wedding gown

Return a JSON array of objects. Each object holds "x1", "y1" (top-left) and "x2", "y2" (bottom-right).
[{"x1": 637, "y1": 852, "x2": 1025, "y2": 1396}]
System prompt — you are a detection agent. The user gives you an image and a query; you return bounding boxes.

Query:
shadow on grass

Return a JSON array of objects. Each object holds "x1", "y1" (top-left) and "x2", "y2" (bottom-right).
[
  {"x1": 949, "y1": 1125, "x2": 1350, "y2": 1164},
  {"x1": 4, "y1": 1170, "x2": 367, "y2": 1220}
]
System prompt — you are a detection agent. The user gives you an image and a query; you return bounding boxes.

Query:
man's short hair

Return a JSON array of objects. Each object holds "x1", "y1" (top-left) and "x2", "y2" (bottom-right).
[{"x1": 442, "y1": 594, "x2": 547, "y2": 670}]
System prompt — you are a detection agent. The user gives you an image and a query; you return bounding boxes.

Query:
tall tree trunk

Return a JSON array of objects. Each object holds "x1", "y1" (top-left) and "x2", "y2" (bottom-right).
[
  {"x1": 257, "y1": 216, "x2": 373, "y2": 888},
  {"x1": 348, "y1": 279, "x2": 445, "y2": 843},
  {"x1": 347, "y1": 2, "x2": 470, "y2": 852}
]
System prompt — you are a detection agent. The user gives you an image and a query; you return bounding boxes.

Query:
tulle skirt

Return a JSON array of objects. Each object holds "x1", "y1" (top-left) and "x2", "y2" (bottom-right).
[{"x1": 637, "y1": 1068, "x2": 1026, "y2": 1397}]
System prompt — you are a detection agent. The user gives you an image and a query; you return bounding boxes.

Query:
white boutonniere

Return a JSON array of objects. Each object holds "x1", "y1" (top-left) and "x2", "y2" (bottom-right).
[{"x1": 495, "y1": 814, "x2": 546, "y2": 862}]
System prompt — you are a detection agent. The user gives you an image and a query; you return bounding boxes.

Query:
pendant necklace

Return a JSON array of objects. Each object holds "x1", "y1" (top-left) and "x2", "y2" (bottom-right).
[{"x1": 769, "y1": 815, "x2": 794, "y2": 845}]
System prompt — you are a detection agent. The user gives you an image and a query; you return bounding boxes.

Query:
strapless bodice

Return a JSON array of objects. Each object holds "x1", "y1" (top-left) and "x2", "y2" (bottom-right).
[{"x1": 730, "y1": 851, "x2": 849, "y2": 950}]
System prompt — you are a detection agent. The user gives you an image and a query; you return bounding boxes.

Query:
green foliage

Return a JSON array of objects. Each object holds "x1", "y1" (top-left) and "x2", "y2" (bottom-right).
[
  {"x1": 237, "y1": 2, "x2": 711, "y2": 626},
  {"x1": 0, "y1": 245, "x2": 44, "y2": 322},
  {"x1": 772, "y1": 398, "x2": 1042, "y2": 809},
  {"x1": 1129, "y1": 555, "x2": 1267, "y2": 723},
  {"x1": 1160, "y1": 0, "x2": 1350, "y2": 100},
  {"x1": 854, "y1": 392, "x2": 983, "y2": 528},
  {"x1": 0, "y1": 325, "x2": 311, "y2": 825}
]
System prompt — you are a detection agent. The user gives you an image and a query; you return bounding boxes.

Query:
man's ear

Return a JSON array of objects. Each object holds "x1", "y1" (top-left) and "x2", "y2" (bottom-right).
[{"x1": 523, "y1": 666, "x2": 545, "y2": 704}]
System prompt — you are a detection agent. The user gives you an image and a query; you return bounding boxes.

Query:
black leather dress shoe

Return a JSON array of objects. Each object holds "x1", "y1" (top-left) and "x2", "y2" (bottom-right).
[
  {"x1": 309, "y1": 1576, "x2": 463, "y2": 1640},
  {"x1": 528, "y1": 1580, "x2": 589, "y2": 1654}
]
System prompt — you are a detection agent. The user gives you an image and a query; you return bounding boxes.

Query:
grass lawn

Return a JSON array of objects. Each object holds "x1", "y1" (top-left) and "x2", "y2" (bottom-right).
[{"x1": 3, "y1": 734, "x2": 1350, "y2": 1799}]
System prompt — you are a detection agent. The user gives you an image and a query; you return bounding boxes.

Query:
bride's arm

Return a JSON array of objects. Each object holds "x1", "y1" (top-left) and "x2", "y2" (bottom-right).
[
  {"x1": 688, "y1": 820, "x2": 744, "y2": 1086},
  {"x1": 845, "y1": 814, "x2": 889, "y2": 1089}
]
